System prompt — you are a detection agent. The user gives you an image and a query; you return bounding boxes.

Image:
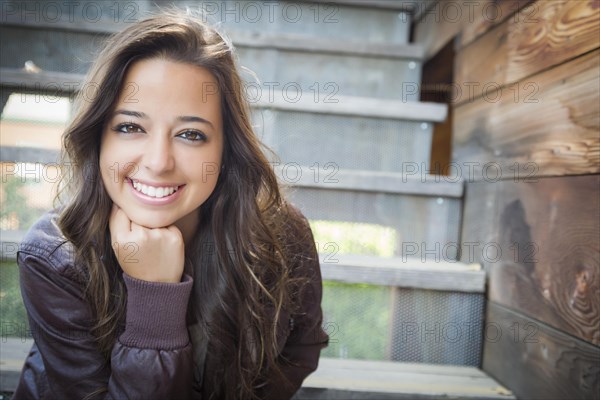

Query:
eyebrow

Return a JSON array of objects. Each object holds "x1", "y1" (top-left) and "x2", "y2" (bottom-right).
[{"x1": 112, "y1": 109, "x2": 214, "y2": 129}]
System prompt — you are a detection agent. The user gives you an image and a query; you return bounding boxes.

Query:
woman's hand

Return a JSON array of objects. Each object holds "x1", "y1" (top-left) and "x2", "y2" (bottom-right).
[{"x1": 109, "y1": 204, "x2": 185, "y2": 283}]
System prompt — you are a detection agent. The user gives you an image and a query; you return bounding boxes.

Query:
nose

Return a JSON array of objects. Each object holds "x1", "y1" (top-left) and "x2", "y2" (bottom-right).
[{"x1": 142, "y1": 133, "x2": 175, "y2": 175}]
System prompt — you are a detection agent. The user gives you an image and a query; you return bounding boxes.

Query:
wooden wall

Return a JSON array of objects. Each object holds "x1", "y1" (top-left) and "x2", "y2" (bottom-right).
[{"x1": 415, "y1": 1, "x2": 600, "y2": 398}]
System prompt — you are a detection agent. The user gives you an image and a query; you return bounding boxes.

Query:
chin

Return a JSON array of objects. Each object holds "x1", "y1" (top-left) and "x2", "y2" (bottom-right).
[{"x1": 127, "y1": 209, "x2": 178, "y2": 229}]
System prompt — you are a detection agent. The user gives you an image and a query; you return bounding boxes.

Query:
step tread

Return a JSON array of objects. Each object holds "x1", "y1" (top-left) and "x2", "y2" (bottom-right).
[
  {"x1": 320, "y1": 254, "x2": 485, "y2": 292},
  {"x1": 276, "y1": 167, "x2": 464, "y2": 197},
  {"x1": 329, "y1": 254, "x2": 481, "y2": 271},
  {"x1": 300, "y1": 358, "x2": 515, "y2": 399},
  {"x1": 1, "y1": 20, "x2": 421, "y2": 59},
  {"x1": 228, "y1": 30, "x2": 423, "y2": 59},
  {"x1": 1, "y1": 68, "x2": 447, "y2": 121},
  {"x1": 0, "y1": 68, "x2": 84, "y2": 88},
  {"x1": 2, "y1": 345, "x2": 513, "y2": 398},
  {"x1": 0, "y1": 338, "x2": 32, "y2": 391},
  {"x1": 256, "y1": 92, "x2": 447, "y2": 121},
  {"x1": 317, "y1": 0, "x2": 416, "y2": 11}
]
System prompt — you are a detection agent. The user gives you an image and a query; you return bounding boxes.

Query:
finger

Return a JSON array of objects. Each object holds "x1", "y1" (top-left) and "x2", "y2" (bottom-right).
[
  {"x1": 166, "y1": 224, "x2": 183, "y2": 239},
  {"x1": 129, "y1": 219, "x2": 146, "y2": 236}
]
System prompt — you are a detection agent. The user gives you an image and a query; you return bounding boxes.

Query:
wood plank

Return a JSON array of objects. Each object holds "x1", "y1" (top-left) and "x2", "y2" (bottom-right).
[
  {"x1": 461, "y1": 175, "x2": 600, "y2": 345},
  {"x1": 420, "y1": 40, "x2": 454, "y2": 174},
  {"x1": 453, "y1": 49, "x2": 600, "y2": 178},
  {"x1": 320, "y1": 254, "x2": 485, "y2": 292},
  {"x1": 298, "y1": 357, "x2": 515, "y2": 399},
  {"x1": 459, "y1": 0, "x2": 535, "y2": 48},
  {"x1": 413, "y1": 0, "x2": 532, "y2": 60},
  {"x1": 483, "y1": 302, "x2": 600, "y2": 400},
  {"x1": 275, "y1": 166, "x2": 464, "y2": 197},
  {"x1": 455, "y1": 0, "x2": 600, "y2": 105}
]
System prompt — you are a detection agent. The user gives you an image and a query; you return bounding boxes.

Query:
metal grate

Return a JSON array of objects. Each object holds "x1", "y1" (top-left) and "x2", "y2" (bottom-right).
[
  {"x1": 289, "y1": 188, "x2": 462, "y2": 260},
  {"x1": 389, "y1": 288, "x2": 485, "y2": 366},
  {"x1": 260, "y1": 110, "x2": 432, "y2": 172},
  {"x1": 321, "y1": 282, "x2": 485, "y2": 366}
]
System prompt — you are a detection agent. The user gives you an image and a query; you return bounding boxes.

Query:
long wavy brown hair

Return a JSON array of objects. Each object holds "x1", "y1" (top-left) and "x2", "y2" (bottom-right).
[{"x1": 57, "y1": 8, "x2": 308, "y2": 399}]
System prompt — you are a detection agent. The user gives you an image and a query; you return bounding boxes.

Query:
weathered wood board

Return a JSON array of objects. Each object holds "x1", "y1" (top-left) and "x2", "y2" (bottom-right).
[
  {"x1": 483, "y1": 302, "x2": 600, "y2": 400},
  {"x1": 461, "y1": 175, "x2": 600, "y2": 346},
  {"x1": 414, "y1": 0, "x2": 534, "y2": 60},
  {"x1": 296, "y1": 357, "x2": 516, "y2": 399},
  {"x1": 455, "y1": 0, "x2": 600, "y2": 105},
  {"x1": 453, "y1": 49, "x2": 600, "y2": 178}
]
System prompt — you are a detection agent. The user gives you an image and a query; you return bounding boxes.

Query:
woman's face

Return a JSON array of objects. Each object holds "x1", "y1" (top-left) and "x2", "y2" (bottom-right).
[{"x1": 99, "y1": 58, "x2": 224, "y2": 230}]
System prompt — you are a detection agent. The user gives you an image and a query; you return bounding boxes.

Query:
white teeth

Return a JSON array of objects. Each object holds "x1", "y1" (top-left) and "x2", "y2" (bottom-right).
[{"x1": 130, "y1": 180, "x2": 179, "y2": 198}]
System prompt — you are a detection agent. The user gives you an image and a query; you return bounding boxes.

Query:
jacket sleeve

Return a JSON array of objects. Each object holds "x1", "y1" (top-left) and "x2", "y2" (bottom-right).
[
  {"x1": 257, "y1": 208, "x2": 329, "y2": 399},
  {"x1": 14, "y1": 247, "x2": 194, "y2": 400}
]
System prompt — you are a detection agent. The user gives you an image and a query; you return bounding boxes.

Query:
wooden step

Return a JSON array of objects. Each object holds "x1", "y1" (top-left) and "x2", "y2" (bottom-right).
[
  {"x1": 321, "y1": 0, "x2": 416, "y2": 11},
  {"x1": 318, "y1": 258, "x2": 486, "y2": 365},
  {"x1": 1, "y1": 0, "x2": 411, "y2": 45},
  {"x1": 320, "y1": 254, "x2": 484, "y2": 293},
  {"x1": 1, "y1": 68, "x2": 446, "y2": 121},
  {"x1": 293, "y1": 358, "x2": 516, "y2": 400},
  {"x1": 256, "y1": 111, "x2": 439, "y2": 173},
  {"x1": 2, "y1": 69, "x2": 446, "y2": 173},
  {"x1": 321, "y1": 0, "x2": 438, "y2": 21},
  {"x1": 275, "y1": 167, "x2": 462, "y2": 196},
  {"x1": 0, "y1": 338, "x2": 31, "y2": 392},
  {"x1": 0, "y1": 21, "x2": 423, "y2": 100},
  {"x1": 0, "y1": 343, "x2": 515, "y2": 399},
  {"x1": 254, "y1": 92, "x2": 446, "y2": 121},
  {"x1": 0, "y1": 20, "x2": 418, "y2": 59},
  {"x1": 287, "y1": 185, "x2": 462, "y2": 260}
]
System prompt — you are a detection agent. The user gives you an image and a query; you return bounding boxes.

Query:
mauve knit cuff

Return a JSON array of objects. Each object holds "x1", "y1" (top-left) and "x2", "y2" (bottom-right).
[{"x1": 119, "y1": 273, "x2": 193, "y2": 350}]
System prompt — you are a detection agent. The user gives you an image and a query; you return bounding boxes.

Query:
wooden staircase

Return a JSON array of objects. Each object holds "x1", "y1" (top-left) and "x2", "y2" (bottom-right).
[{"x1": 0, "y1": 1, "x2": 516, "y2": 398}]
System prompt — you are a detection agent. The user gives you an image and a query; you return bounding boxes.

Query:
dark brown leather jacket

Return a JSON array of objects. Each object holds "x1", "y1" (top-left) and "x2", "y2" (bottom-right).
[{"x1": 13, "y1": 209, "x2": 328, "y2": 399}]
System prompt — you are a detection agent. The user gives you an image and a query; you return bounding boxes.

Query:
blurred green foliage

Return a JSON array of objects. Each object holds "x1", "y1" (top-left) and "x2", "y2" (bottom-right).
[
  {"x1": 320, "y1": 281, "x2": 390, "y2": 360},
  {"x1": 310, "y1": 220, "x2": 394, "y2": 360},
  {"x1": 0, "y1": 174, "x2": 46, "y2": 231},
  {"x1": 310, "y1": 220, "x2": 397, "y2": 257},
  {"x1": 0, "y1": 262, "x2": 29, "y2": 338}
]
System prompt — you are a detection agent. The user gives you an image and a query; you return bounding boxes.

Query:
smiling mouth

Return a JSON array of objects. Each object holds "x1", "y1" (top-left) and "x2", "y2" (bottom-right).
[{"x1": 127, "y1": 178, "x2": 183, "y2": 199}]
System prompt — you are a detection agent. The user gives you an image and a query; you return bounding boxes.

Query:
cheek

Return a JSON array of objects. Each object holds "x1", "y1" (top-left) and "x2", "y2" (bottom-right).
[
  {"x1": 99, "y1": 141, "x2": 138, "y2": 183},
  {"x1": 185, "y1": 145, "x2": 223, "y2": 186}
]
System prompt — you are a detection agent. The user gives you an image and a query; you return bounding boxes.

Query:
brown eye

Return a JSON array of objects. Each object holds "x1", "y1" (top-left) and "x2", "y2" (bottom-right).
[
  {"x1": 114, "y1": 123, "x2": 143, "y2": 134},
  {"x1": 177, "y1": 130, "x2": 207, "y2": 142}
]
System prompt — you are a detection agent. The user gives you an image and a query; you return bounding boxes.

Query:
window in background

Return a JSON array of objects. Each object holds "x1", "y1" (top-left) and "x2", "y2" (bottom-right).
[
  {"x1": 1, "y1": 92, "x2": 72, "y2": 338},
  {"x1": 1, "y1": 93, "x2": 71, "y2": 232}
]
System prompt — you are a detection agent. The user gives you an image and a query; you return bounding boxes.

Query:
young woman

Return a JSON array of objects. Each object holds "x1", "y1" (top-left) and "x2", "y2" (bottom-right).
[{"x1": 14, "y1": 9, "x2": 328, "y2": 400}]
